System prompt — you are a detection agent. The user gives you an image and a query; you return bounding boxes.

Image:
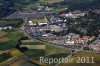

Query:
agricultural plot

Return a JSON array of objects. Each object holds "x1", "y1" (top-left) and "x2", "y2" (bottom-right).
[
  {"x1": 20, "y1": 45, "x2": 46, "y2": 49},
  {"x1": 22, "y1": 40, "x2": 44, "y2": 45},
  {"x1": 39, "y1": 0, "x2": 64, "y2": 3},
  {"x1": 0, "y1": 19, "x2": 23, "y2": 28},
  {"x1": 22, "y1": 40, "x2": 69, "y2": 60},
  {"x1": 24, "y1": 49, "x2": 45, "y2": 57},
  {"x1": 0, "y1": 29, "x2": 25, "y2": 50},
  {"x1": 0, "y1": 31, "x2": 8, "y2": 37},
  {"x1": 9, "y1": 59, "x2": 40, "y2": 66},
  {"x1": 0, "y1": 53, "x2": 12, "y2": 62}
]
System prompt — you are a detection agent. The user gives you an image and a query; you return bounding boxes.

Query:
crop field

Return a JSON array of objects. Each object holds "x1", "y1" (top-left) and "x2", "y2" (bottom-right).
[
  {"x1": 21, "y1": 45, "x2": 46, "y2": 49},
  {"x1": 0, "y1": 37, "x2": 9, "y2": 43},
  {"x1": 0, "y1": 29, "x2": 25, "y2": 50},
  {"x1": 22, "y1": 40, "x2": 44, "y2": 45},
  {"x1": 22, "y1": 39, "x2": 68, "y2": 55},
  {"x1": 0, "y1": 31, "x2": 8, "y2": 37},
  {"x1": 24, "y1": 49, "x2": 45, "y2": 57}
]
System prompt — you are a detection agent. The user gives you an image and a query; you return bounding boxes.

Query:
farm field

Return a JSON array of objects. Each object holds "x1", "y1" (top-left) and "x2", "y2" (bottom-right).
[
  {"x1": 24, "y1": 49, "x2": 45, "y2": 57},
  {"x1": 0, "y1": 53, "x2": 12, "y2": 62},
  {"x1": 21, "y1": 39, "x2": 68, "y2": 56},
  {"x1": 9, "y1": 59, "x2": 40, "y2": 66},
  {"x1": 0, "y1": 29, "x2": 25, "y2": 50},
  {"x1": 0, "y1": 49, "x2": 25, "y2": 66}
]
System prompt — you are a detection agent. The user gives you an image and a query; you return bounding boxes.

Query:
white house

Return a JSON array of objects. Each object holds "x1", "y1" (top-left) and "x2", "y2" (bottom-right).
[{"x1": 65, "y1": 40, "x2": 75, "y2": 45}]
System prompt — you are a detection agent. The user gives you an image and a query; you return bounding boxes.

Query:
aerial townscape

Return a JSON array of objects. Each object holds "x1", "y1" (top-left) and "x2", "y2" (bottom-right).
[{"x1": 0, "y1": 0, "x2": 100, "y2": 66}]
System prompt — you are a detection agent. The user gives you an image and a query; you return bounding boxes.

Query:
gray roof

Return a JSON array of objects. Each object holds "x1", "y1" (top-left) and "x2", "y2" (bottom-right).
[{"x1": 5, "y1": 11, "x2": 55, "y2": 19}]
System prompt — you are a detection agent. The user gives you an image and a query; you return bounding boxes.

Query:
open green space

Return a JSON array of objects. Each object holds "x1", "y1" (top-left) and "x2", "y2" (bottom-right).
[
  {"x1": 0, "y1": 19, "x2": 23, "y2": 28},
  {"x1": 39, "y1": 0, "x2": 64, "y2": 3},
  {"x1": 24, "y1": 49, "x2": 45, "y2": 57},
  {"x1": 46, "y1": 44, "x2": 68, "y2": 55},
  {"x1": 59, "y1": 52, "x2": 100, "y2": 66},
  {"x1": 22, "y1": 40, "x2": 44, "y2": 45},
  {"x1": 0, "y1": 53, "x2": 12, "y2": 62},
  {"x1": 22, "y1": 39, "x2": 68, "y2": 56},
  {"x1": 0, "y1": 29, "x2": 25, "y2": 50}
]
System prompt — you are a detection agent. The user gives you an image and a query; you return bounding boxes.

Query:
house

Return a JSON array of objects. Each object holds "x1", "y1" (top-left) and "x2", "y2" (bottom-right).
[
  {"x1": 38, "y1": 22, "x2": 48, "y2": 26},
  {"x1": 8, "y1": 26, "x2": 12, "y2": 29},
  {"x1": 65, "y1": 40, "x2": 75, "y2": 45},
  {"x1": 0, "y1": 27, "x2": 3, "y2": 31},
  {"x1": 29, "y1": 21, "x2": 34, "y2": 26}
]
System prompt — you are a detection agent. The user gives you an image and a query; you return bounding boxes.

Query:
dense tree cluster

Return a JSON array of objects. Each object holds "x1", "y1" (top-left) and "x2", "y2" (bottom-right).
[{"x1": 67, "y1": 12, "x2": 100, "y2": 36}]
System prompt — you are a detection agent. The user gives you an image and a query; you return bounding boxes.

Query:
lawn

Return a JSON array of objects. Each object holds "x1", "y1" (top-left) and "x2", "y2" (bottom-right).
[{"x1": 22, "y1": 39, "x2": 68, "y2": 59}]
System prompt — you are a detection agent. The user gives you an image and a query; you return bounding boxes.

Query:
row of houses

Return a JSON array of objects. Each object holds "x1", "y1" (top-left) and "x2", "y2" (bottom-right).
[
  {"x1": 63, "y1": 34, "x2": 96, "y2": 45},
  {"x1": 0, "y1": 26, "x2": 12, "y2": 31},
  {"x1": 60, "y1": 10, "x2": 86, "y2": 19}
]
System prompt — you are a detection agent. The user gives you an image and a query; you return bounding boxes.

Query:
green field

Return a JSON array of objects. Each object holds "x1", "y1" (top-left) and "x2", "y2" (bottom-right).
[
  {"x1": 39, "y1": 0, "x2": 64, "y2": 3},
  {"x1": 0, "y1": 53, "x2": 12, "y2": 62},
  {"x1": 45, "y1": 43, "x2": 69, "y2": 55},
  {"x1": 24, "y1": 49, "x2": 45, "y2": 57},
  {"x1": 0, "y1": 29, "x2": 25, "y2": 50},
  {"x1": 22, "y1": 40, "x2": 68, "y2": 55},
  {"x1": 22, "y1": 0, "x2": 65, "y2": 10},
  {"x1": 22, "y1": 40, "x2": 45, "y2": 45},
  {"x1": 0, "y1": 19, "x2": 23, "y2": 28}
]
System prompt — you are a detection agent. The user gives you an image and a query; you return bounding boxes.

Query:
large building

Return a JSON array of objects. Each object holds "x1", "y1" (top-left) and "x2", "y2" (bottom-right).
[{"x1": 89, "y1": 39, "x2": 100, "y2": 51}]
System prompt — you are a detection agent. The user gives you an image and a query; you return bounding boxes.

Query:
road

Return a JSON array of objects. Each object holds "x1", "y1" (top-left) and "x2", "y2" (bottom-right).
[{"x1": 20, "y1": 18, "x2": 74, "y2": 66}]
